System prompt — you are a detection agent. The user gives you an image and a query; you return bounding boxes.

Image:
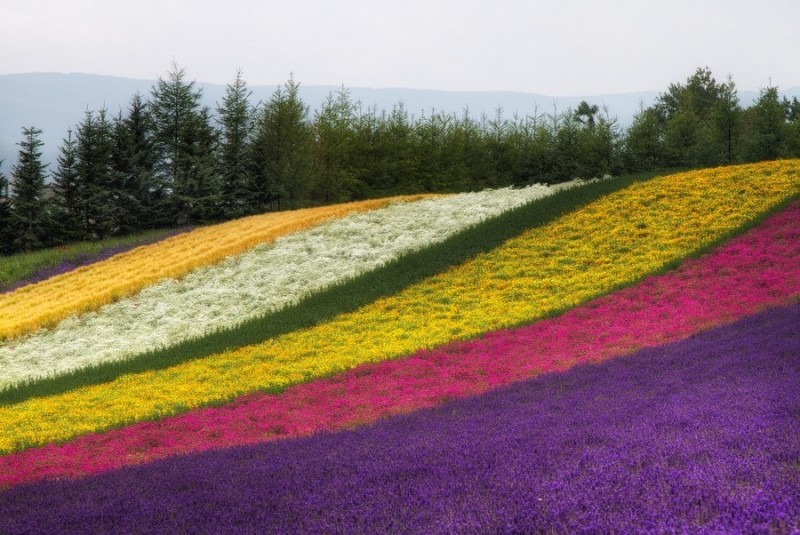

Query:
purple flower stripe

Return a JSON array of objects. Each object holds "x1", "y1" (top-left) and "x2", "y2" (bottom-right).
[
  {"x1": 1, "y1": 303, "x2": 797, "y2": 534},
  {"x1": 0, "y1": 228, "x2": 192, "y2": 294}
]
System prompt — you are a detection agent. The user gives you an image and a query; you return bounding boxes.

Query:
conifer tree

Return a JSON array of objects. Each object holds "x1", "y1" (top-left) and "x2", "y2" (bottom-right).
[
  {"x1": 179, "y1": 106, "x2": 221, "y2": 223},
  {"x1": 787, "y1": 96, "x2": 800, "y2": 156},
  {"x1": 251, "y1": 76, "x2": 312, "y2": 210},
  {"x1": 624, "y1": 105, "x2": 665, "y2": 171},
  {"x1": 150, "y1": 63, "x2": 211, "y2": 224},
  {"x1": 711, "y1": 76, "x2": 741, "y2": 164},
  {"x1": 127, "y1": 92, "x2": 161, "y2": 227},
  {"x1": 51, "y1": 129, "x2": 83, "y2": 242},
  {"x1": 742, "y1": 86, "x2": 789, "y2": 162},
  {"x1": 374, "y1": 103, "x2": 415, "y2": 194},
  {"x1": 0, "y1": 161, "x2": 11, "y2": 254},
  {"x1": 75, "y1": 109, "x2": 117, "y2": 239},
  {"x1": 217, "y1": 70, "x2": 256, "y2": 218},
  {"x1": 9, "y1": 127, "x2": 49, "y2": 251},
  {"x1": 554, "y1": 109, "x2": 581, "y2": 179},
  {"x1": 312, "y1": 87, "x2": 362, "y2": 202},
  {"x1": 111, "y1": 93, "x2": 160, "y2": 232}
]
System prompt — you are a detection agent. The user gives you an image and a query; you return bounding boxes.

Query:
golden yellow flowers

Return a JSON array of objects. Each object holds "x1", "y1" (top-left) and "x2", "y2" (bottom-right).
[
  {"x1": 0, "y1": 161, "x2": 797, "y2": 454},
  {"x1": 0, "y1": 195, "x2": 431, "y2": 342}
]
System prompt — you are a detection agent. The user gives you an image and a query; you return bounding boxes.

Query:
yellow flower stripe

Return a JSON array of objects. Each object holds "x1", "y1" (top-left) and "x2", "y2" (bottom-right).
[
  {"x1": 0, "y1": 195, "x2": 432, "y2": 342},
  {"x1": 1, "y1": 160, "x2": 798, "y2": 454}
]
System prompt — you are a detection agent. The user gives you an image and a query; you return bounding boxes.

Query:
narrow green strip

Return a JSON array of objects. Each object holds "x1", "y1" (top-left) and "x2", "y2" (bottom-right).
[{"x1": 0, "y1": 171, "x2": 665, "y2": 405}]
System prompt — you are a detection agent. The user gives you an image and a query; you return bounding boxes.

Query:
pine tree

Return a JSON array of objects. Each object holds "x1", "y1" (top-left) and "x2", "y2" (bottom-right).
[
  {"x1": 9, "y1": 127, "x2": 49, "y2": 251},
  {"x1": 654, "y1": 67, "x2": 736, "y2": 166},
  {"x1": 0, "y1": 161, "x2": 11, "y2": 254},
  {"x1": 742, "y1": 86, "x2": 789, "y2": 162},
  {"x1": 217, "y1": 70, "x2": 256, "y2": 218},
  {"x1": 51, "y1": 129, "x2": 83, "y2": 242},
  {"x1": 312, "y1": 87, "x2": 364, "y2": 202},
  {"x1": 180, "y1": 106, "x2": 221, "y2": 223},
  {"x1": 150, "y1": 63, "x2": 211, "y2": 224},
  {"x1": 711, "y1": 76, "x2": 741, "y2": 164},
  {"x1": 251, "y1": 76, "x2": 312, "y2": 210},
  {"x1": 124, "y1": 92, "x2": 162, "y2": 227},
  {"x1": 75, "y1": 109, "x2": 117, "y2": 239}
]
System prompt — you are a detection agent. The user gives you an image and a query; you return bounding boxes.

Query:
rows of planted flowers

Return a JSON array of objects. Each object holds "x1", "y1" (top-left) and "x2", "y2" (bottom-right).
[
  {"x1": 1, "y1": 198, "x2": 798, "y2": 486},
  {"x1": 0, "y1": 195, "x2": 430, "y2": 341},
  {"x1": 1, "y1": 160, "x2": 798, "y2": 533},
  {"x1": 0, "y1": 227, "x2": 192, "y2": 294},
  {"x1": 0, "y1": 160, "x2": 797, "y2": 454},
  {"x1": 0, "y1": 183, "x2": 574, "y2": 386},
  {"x1": 2, "y1": 303, "x2": 797, "y2": 532}
]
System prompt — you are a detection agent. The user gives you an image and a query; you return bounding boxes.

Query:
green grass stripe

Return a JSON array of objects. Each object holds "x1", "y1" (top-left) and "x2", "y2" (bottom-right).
[
  {"x1": 0, "y1": 171, "x2": 665, "y2": 406},
  {"x1": 0, "y1": 228, "x2": 184, "y2": 290}
]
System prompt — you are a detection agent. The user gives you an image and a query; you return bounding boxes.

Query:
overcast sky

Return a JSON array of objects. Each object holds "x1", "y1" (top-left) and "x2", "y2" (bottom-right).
[{"x1": 2, "y1": 0, "x2": 798, "y2": 95}]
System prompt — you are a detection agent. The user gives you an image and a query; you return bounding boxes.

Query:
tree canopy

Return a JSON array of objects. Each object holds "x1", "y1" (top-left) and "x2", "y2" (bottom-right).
[{"x1": 2, "y1": 65, "x2": 800, "y2": 255}]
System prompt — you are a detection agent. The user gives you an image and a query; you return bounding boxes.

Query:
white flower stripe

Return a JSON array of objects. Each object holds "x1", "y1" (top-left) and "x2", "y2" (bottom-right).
[{"x1": 0, "y1": 182, "x2": 580, "y2": 386}]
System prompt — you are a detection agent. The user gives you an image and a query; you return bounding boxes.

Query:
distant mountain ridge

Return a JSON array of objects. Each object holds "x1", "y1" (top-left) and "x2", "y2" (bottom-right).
[{"x1": 1, "y1": 72, "x2": 798, "y2": 170}]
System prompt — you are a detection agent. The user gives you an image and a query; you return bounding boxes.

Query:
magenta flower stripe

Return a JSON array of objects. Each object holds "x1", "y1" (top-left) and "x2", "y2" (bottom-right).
[{"x1": 1, "y1": 201, "x2": 799, "y2": 488}]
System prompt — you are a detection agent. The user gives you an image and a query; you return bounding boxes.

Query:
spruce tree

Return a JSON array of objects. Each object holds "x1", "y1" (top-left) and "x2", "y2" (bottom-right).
[
  {"x1": 742, "y1": 86, "x2": 789, "y2": 162},
  {"x1": 374, "y1": 103, "x2": 415, "y2": 194},
  {"x1": 123, "y1": 92, "x2": 161, "y2": 228},
  {"x1": 624, "y1": 106, "x2": 665, "y2": 171},
  {"x1": 181, "y1": 107, "x2": 221, "y2": 223},
  {"x1": 711, "y1": 76, "x2": 741, "y2": 164},
  {"x1": 251, "y1": 76, "x2": 312, "y2": 210},
  {"x1": 217, "y1": 70, "x2": 256, "y2": 218},
  {"x1": 75, "y1": 109, "x2": 117, "y2": 239},
  {"x1": 111, "y1": 93, "x2": 161, "y2": 233},
  {"x1": 150, "y1": 63, "x2": 212, "y2": 224},
  {"x1": 9, "y1": 127, "x2": 49, "y2": 251},
  {"x1": 312, "y1": 87, "x2": 359, "y2": 203},
  {"x1": 788, "y1": 96, "x2": 800, "y2": 156},
  {"x1": 0, "y1": 161, "x2": 11, "y2": 254},
  {"x1": 51, "y1": 129, "x2": 83, "y2": 242}
]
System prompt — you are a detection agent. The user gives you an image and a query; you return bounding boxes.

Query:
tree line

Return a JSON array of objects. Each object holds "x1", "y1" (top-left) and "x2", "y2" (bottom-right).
[{"x1": 1, "y1": 65, "x2": 800, "y2": 254}]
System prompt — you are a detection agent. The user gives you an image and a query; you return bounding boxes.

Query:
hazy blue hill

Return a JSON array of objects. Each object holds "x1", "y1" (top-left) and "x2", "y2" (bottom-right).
[
  {"x1": 1, "y1": 72, "x2": 797, "y2": 170},
  {"x1": 0, "y1": 73, "x2": 153, "y2": 170}
]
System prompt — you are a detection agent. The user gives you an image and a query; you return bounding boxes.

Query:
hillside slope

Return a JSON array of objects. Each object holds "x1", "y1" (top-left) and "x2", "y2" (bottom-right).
[{"x1": 0, "y1": 161, "x2": 798, "y2": 532}]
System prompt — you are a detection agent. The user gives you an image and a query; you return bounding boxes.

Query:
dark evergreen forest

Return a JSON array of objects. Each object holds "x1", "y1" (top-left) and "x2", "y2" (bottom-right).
[{"x1": 1, "y1": 65, "x2": 799, "y2": 254}]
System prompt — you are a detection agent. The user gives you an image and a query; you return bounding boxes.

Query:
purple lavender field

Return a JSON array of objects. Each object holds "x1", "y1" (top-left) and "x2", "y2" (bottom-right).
[{"x1": 1, "y1": 303, "x2": 798, "y2": 534}]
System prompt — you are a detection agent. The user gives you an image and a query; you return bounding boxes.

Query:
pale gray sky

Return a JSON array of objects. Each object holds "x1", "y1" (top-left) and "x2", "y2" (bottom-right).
[{"x1": 1, "y1": 0, "x2": 798, "y2": 95}]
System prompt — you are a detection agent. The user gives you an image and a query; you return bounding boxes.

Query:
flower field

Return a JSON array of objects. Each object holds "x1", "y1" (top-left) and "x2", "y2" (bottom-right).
[
  {"x1": 0, "y1": 195, "x2": 430, "y2": 342},
  {"x1": 1, "y1": 160, "x2": 799, "y2": 533},
  {"x1": 0, "y1": 227, "x2": 192, "y2": 294},
  {"x1": 0, "y1": 183, "x2": 569, "y2": 387}
]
